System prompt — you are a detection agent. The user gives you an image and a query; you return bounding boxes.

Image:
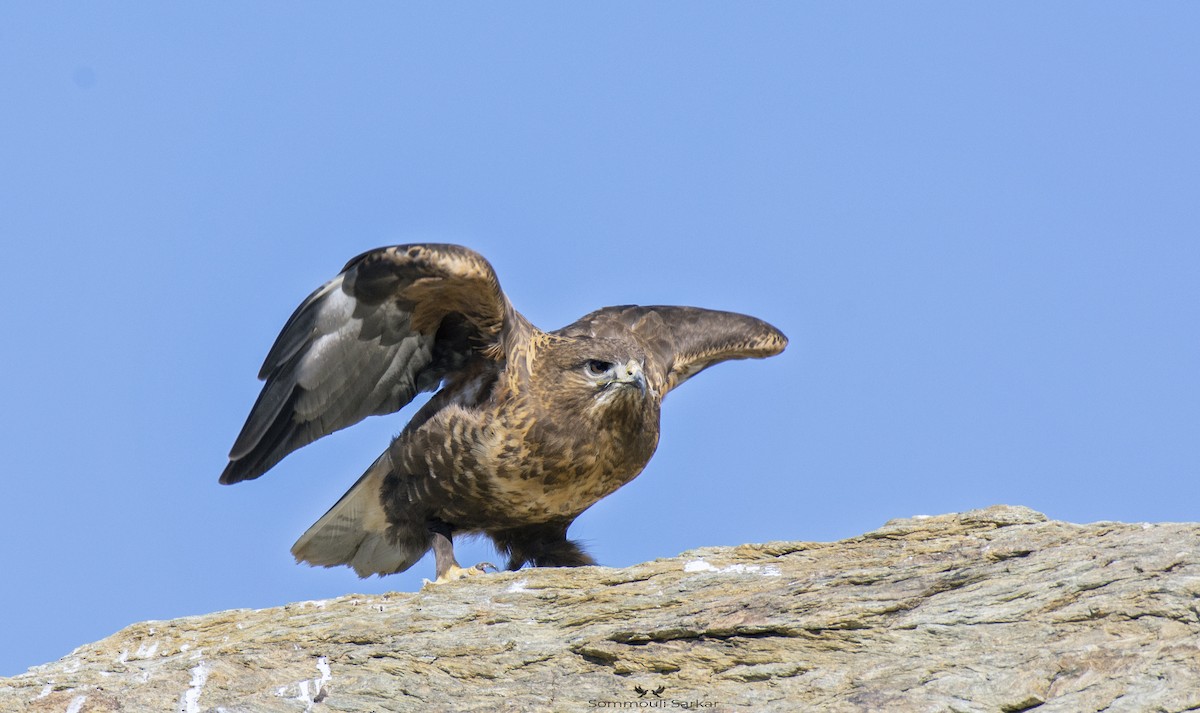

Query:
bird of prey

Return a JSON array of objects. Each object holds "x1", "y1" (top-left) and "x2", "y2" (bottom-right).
[{"x1": 220, "y1": 244, "x2": 786, "y2": 582}]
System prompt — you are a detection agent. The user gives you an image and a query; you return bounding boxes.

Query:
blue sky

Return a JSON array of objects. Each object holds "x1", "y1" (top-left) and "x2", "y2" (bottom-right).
[{"x1": 2, "y1": 5, "x2": 1197, "y2": 677}]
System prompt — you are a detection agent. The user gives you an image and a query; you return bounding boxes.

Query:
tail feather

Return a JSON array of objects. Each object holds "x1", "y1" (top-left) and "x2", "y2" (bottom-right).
[{"x1": 291, "y1": 451, "x2": 427, "y2": 577}]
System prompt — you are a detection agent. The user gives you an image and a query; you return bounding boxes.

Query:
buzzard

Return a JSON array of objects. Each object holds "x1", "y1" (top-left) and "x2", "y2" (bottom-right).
[{"x1": 221, "y1": 244, "x2": 786, "y2": 582}]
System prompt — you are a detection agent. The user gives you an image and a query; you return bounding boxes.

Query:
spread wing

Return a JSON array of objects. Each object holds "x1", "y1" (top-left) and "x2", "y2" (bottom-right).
[
  {"x1": 557, "y1": 305, "x2": 787, "y2": 396},
  {"x1": 220, "y1": 243, "x2": 531, "y2": 484}
]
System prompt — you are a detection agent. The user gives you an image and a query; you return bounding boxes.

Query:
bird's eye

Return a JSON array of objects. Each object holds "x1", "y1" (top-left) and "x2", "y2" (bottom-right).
[{"x1": 584, "y1": 360, "x2": 613, "y2": 377}]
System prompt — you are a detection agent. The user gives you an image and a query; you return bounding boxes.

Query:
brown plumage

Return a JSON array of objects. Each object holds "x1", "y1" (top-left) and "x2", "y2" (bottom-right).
[{"x1": 220, "y1": 244, "x2": 786, "y2": 581}]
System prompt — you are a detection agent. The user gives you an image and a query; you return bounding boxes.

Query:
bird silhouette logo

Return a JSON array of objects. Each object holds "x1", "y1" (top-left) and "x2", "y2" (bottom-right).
[{"x1": 633, "y1": 685, "x2": 667, "y2": 699}]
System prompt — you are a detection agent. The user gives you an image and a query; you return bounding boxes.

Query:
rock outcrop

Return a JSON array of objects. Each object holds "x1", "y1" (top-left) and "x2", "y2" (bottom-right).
[{"x1": 4, "y1": 506, "x2": 1200, "y2": 712}]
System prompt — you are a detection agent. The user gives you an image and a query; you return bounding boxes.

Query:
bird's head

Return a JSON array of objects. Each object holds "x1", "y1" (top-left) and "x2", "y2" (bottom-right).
[
  {"x1": 534, "y1": 335, "x2": 658, "y2": 422},
  {"x1": 582, "y1": 356, "x2": 646, "y2": 399}
]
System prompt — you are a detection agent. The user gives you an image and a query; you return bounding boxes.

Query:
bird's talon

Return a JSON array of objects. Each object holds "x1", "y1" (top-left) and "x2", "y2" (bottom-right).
[{"x1": 429, "y1": 562, "x2": 497, "y2": 584}]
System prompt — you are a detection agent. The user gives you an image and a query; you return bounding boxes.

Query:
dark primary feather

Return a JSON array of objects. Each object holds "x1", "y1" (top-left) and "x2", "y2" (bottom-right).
[{"x1": 220, "y1": 244, "x2": 526, "y2": 484}]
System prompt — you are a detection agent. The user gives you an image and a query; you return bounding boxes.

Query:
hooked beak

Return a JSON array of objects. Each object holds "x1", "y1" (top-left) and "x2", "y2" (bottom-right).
[{"x1": 613, "y1": 359, "x2": 646, "y2": 394}]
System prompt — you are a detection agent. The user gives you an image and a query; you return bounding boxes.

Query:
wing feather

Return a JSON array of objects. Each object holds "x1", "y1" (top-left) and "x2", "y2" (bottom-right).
[{"x1": 221, "y1": 243, "x2": 530, "y2": 484}]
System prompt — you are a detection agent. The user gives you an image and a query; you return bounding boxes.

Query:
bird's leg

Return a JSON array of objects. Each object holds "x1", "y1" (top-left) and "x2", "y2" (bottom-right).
[
  {"x1": 492, "y1": 523, "x2": 596, "y2": 570},
  {"x1": 428, "y1": 519, "x2": 497, "y2": 584}
]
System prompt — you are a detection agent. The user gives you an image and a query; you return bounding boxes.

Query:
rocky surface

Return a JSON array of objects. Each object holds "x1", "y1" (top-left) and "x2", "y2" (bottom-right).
[{"x1": 4, "y1": 506, "x2": 1200, "y2": 712}]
